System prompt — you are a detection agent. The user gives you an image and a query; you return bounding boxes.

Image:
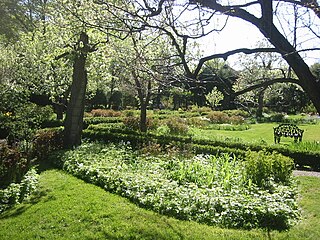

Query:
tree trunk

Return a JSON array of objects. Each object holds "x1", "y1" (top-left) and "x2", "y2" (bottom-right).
[
  {"x1": 256, "y1": 89, "x2": 265, "y2": 118},
  {"x1": 264, "y1": 24, "x2": 320, "y2": 114},
  {"x1": 140, "y1": 102, "x2": 147, "y2": 132},
  {"x1": 63, "y1": 32, "x2": 89, "y2": 149}
]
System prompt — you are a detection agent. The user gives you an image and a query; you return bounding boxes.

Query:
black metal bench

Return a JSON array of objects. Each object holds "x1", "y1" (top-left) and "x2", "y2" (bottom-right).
[{"x1": 273, "y1": 123, "x2": 304, "y2": 143}]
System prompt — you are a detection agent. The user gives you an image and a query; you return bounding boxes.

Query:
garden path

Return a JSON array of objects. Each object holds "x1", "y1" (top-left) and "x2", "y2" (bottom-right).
[{"x1": 293, "y1": 170, "x2": 320, "y2": 177}]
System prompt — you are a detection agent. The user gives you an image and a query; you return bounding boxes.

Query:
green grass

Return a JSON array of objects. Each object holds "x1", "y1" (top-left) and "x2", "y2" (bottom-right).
[
  {"x1": 191, "y1": 123, "x2": 320, "y2": 145},
  {"x1": 1, "y1": 170, "x2": 320, "y2": 239}
]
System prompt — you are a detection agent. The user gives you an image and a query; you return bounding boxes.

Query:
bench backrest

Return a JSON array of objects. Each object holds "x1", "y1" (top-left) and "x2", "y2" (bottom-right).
[{"x1": 274, "y1": 124, "x2": 304, "y2": 137}]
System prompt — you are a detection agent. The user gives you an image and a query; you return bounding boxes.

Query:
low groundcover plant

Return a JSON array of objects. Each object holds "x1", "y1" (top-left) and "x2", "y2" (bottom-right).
[{"x1": 57, "y1": 142, "x2": 299, "y2": 231}]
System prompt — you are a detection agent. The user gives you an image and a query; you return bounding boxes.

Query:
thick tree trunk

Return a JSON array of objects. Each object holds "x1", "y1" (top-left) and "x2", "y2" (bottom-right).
[
  {"x1": 63, "y1": 32, "x2": 89, "y2": 149},
  {"x1": 262, "y1": 23, "x2": 320, "y2": 114}
]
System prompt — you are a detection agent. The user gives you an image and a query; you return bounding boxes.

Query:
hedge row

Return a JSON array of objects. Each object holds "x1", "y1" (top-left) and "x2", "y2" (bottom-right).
[
  {"x1": 41, "y1": 117, "x2": 124, "y2": 129},
  {"x1": 82, "y1": 126, "x2": 320, "y2": 170}
]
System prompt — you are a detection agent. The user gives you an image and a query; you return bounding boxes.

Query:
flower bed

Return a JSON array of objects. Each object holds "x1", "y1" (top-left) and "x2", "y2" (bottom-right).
[{"x1": 56, "y1": 143, "x2": 299, "y2": 230}]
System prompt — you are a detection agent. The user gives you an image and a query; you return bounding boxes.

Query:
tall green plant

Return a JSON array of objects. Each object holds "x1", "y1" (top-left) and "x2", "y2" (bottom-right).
[{"x1": 244, "y1": 150, "x2": 294, "y2": 188}]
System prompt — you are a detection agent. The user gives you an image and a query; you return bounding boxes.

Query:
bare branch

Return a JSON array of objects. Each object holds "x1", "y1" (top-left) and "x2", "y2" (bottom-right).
[
  {"x1": 275, "y1": 0, "x2": 320, "y2": 18},
  {"x1": 234, "y1": 77, "x2": 300, "y2": 96},
  {"x1": 193, "y1": 48, "x2": 279, "y2": 77}
]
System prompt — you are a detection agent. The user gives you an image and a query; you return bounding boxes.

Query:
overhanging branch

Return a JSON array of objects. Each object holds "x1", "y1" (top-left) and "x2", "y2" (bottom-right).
[
  {"x1": 193, "y1": 48, "x2": 279, "y2": 77},
  {"x1": 234, "y1": 77, "x2": 300, "y2": 96}
]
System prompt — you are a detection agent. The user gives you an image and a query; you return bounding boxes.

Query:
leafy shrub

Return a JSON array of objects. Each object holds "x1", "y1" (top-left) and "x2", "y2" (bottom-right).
[
  {"x1": 187, "y1": 117, "x2": 209, "y2": 127},
  {"x1": 244, "y1": 150, "x2": 294, "y2": 188},
  {"x1": 165, "y1": 117, "x2": 189, "y2": 135},
  {"x1": 206, "y1": 124, "x2": 250, "y2": 131},
  {"x1": 0, "y1": 168, "x2": 38, "y2": 213},
  {"x1": 154, "y1": 125, "x2": 170, "y2": 135},
  {"x1": 270, "y1": 113, "x2": 285, "y2": 122},
  {"x1": 84, "y1": 116, "x2": 123, "y2": 126},
  {"x1": 123, "y1": 116, "x2": 158, "y2": 132},
  {"x1": 229, "y1": 115, "x2": 245, "y2": 124},
  {"x1": 139, "y1": 142, "x2": 163, "y2": 155},
  {"x1": 223, "y1": 109, "x2": 250, "y2": 118},
  {"x1": 207, "y1": 111, "x2": 229, "y2": 124},
  {"x1": 123, "y1": 110, "x2": 136, "y2": 117},
  {"x1": 90, "y1": 109, "x2": 122, "y2": 117},
  {"x1": 190, "y1": 106, "x2": 212, "y2": 115},
  {"x1": 1, "y1": 104, "x2": 54, "y2": 143},
  {"x1": 259, "y1": 113, "x2": 285, "y2": 123},
  {"x1": 41, "y1": 119, "x2": 64, "y2": 128},
  {"x1": 0, "y1": 142, "x2": 28, "y2": 189},
  {"x1": 123, "y1": 116, "x2": 140, "y2": 131},
  {"x1": 32, "y1": 128, "x2": 64, "y2": 160}
]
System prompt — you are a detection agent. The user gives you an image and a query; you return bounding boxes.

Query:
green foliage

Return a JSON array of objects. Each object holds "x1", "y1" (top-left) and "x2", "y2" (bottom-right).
[
  {"x1": 83, "y1": 116, "x2": 123, "y2": 126},
  {"x1": 122, "y1": 116, "x2": 158, "y2": 132},
  {"x1": 223, "y1": 109, "x2": 250, "y2": 118},
  {"x1": 83, "y1": 122, "x2": 320, "y2": 170},
  {"x1": 259, "y1": 113, "x2": 285, "y2": 123},
  {"x1": 205, "y1": 124, "x2": 250, "y2": 131},
  {"x1": 0, "y1": 101, "x2": 54, "y2": 142},
  {"x1": 244, "y1": 150, "x2": 294, "y2": 188},
  {"x1": 56, "y1": 143, "x2": 299, "y2": 230},
  {"x1": 207, "y1": 111, "x2": 246, "y2": 124},
  {"x1": 206, "y1": 87, "x2": 224, "y2": 109},
  {"x1": 186, "y1": 117, "x2": 209, "y2": 128},
  {"x1": 190, "y1": 106, "x2": 212, "y2": 115},
  {"x1": 0, "y1": 168, "x2": 38, "y2": 213},
  {"x1": 1, "y1": 170, "x2": 320, "y2": 239},
  {"x1": 123, "y1": 116, "x2": 141, "y2": 131}
]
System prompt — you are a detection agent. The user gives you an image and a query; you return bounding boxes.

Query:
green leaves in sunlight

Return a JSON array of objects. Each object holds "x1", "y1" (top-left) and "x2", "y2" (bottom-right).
[{"x1": 57, "y1": 142, "x2": 299, "y2": 231}]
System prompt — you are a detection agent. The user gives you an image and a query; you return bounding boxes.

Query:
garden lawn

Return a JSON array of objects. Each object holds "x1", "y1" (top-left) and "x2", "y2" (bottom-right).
[
  {"x1": 0, "y1": 170, "x2": 320, "y2": 240},
  {"x1": 191, "y1": 123, "x2": 320, "y2": 145}
]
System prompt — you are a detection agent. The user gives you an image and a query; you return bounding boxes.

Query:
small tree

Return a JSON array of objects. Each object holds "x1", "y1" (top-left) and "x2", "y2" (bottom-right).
[{"x1": 206, "y1": 87, "x2": 224, "y2": 110}]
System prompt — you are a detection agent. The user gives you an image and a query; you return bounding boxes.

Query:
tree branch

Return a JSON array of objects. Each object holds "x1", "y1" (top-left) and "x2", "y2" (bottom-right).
[
  {"x1": 234, "y1": 77, "x2": 300, "y2": 96},
  {"x1": 193, "y1": 48, "x2": 279, "y2": 77}
]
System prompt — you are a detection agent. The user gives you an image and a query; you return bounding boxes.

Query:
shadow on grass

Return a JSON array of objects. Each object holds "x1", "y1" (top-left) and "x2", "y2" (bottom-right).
[
  {"x1": 0, "y1": 188, "x2": 50, "y2": 220},
  {"x1": 0, "y1": 158, "x2": 59, "y2": 220}
]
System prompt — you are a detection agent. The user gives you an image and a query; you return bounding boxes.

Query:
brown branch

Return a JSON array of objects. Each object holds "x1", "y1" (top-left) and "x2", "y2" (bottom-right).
[
  {"x1": 193, "y1": 48, "x2": 279, "y2": 77},
  {"x1": 234, "y1": 77, "x2": 300, "y2": 96}
]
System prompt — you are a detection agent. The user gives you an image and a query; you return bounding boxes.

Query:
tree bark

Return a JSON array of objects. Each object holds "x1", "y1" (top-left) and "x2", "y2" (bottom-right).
[
  {"x1": 63, "y1": 32, "x2": 89, "y2": 149},
  {"x1": 256, "y1": 88, "x2": 266, "y2": 118}
]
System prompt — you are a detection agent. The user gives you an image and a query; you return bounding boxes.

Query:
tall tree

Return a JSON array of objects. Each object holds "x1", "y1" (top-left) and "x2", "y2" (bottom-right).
[{"x1": 63, "y1": 32, "x2": 96, "y2": 148}]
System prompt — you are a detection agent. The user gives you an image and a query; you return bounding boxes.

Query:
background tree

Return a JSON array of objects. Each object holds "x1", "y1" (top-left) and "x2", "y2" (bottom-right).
[
  {"x1": 110, "y1": 30, "x2": 177, "y2": 131},
  {"x1": 90, "y1": 0, "x2": 320, "y2": 113}
]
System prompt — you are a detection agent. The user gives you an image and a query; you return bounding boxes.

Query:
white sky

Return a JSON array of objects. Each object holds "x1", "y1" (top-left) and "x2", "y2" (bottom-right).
[{"x1": 199, "y1": 18, "x2": 265, "y2": 68}]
